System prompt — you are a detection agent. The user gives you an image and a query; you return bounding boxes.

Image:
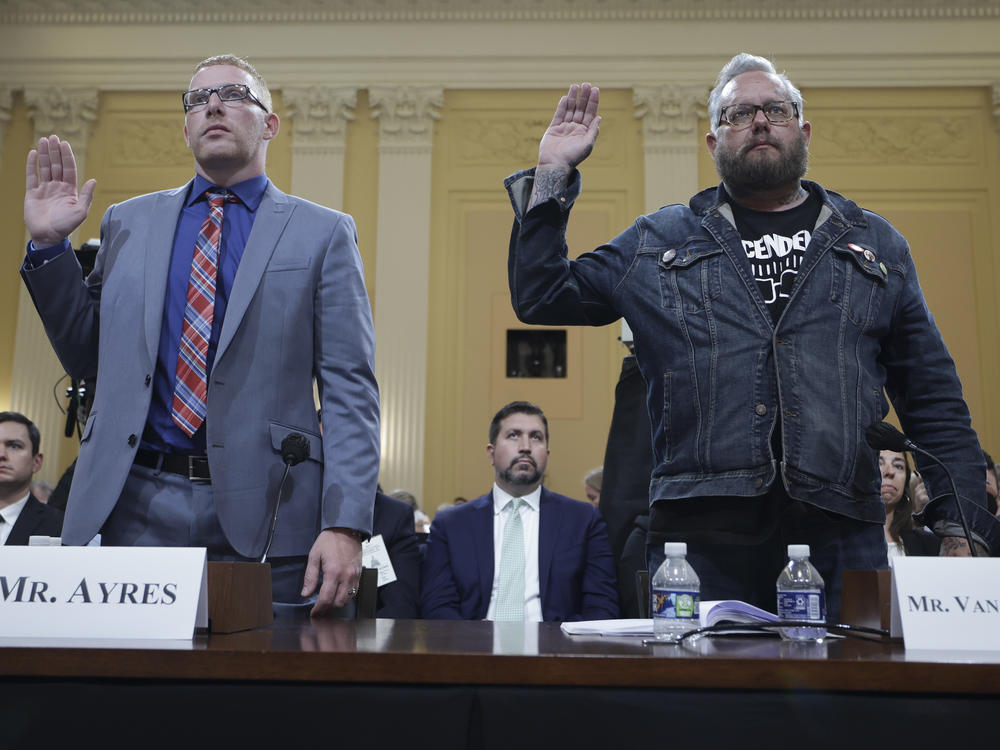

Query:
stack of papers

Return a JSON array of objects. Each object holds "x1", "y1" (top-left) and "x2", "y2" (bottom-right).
[{"x1": 560, "y1": 600, "x2": 780, "y2": 637}]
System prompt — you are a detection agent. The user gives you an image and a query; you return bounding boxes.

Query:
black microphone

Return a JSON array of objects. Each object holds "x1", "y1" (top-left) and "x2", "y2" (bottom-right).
[
  {"x1": 866, "y1": 422, "x2": 978, "y2": 557},
  {"x1": 259, "y1": 433, "x2": 311, "y2": 563},
  {"x1": 281, "y1": 433, "x2": 310, "y2": 466}
]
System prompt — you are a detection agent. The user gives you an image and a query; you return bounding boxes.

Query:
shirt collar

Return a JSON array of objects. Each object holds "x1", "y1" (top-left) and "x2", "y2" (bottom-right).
[
  {"x1": 0, "y1": 492, "x2": 31, "y2": 525},
  {"x1": 492, "y1": 483, "x2": 541, "y2": 515},
  {"x1": 187, "y1": 173, "x2": 269, "y2": 211}
]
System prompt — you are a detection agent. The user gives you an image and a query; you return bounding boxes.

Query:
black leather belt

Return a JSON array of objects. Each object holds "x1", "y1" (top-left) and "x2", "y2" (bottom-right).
[{"x1": 134, "y1": 449, "x2": 211, "y2": 482}]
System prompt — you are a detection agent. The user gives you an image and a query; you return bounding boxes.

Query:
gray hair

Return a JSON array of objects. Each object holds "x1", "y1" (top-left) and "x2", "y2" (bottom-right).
[{"x1": 707, "y1": 53, "x2": 804, "y2": 133}]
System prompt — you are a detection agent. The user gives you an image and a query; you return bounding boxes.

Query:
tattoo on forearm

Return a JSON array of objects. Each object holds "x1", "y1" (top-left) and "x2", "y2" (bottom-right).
[
  {"x1": 940, "y1": 536, "x2": 969, "y2": 556},
  {"x1": 528, "y1": 168, "x2": 572, "y2": 211}
]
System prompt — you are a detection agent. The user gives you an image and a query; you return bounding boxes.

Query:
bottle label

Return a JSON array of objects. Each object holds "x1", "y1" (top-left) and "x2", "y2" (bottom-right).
[
  {"x1": 651, "y1": 588, "x2": 700, "y2": 620},
  {"x1": 777, "y1": 591, "x2": 825, "y2": 622}
]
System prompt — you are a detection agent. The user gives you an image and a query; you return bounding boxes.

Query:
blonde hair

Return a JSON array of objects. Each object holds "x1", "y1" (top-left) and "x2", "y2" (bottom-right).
[{"x1": 193, "y1": 54, "x2": 273, "y2": 113}]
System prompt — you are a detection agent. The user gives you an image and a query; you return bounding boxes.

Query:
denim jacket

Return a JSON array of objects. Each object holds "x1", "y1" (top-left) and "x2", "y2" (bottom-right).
[{"x1": 505, "y1": 169, "x2": 998, "y2": 551}]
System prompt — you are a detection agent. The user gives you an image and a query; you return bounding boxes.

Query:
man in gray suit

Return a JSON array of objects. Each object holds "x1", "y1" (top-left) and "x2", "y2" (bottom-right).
[{"x1": 20, "y1": 55, "x2": 379, "y2": 615}]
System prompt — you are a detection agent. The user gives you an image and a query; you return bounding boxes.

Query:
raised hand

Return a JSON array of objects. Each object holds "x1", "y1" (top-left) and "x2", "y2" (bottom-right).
[
  {"x1": 25, "y1": 135, "x2": 97, "y2": 248},
  {"x1": 537, "y1": 83, "x2": 601, "y2": 172}
]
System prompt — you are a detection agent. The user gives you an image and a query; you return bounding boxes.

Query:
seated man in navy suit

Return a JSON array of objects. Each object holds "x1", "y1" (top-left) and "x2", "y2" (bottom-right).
[
  {"x1": 0, "y1": 411, "x2": 63, "y2": 546},
  {"x1": 421, "y1": 401, "x2": 618, "y2": 621}
]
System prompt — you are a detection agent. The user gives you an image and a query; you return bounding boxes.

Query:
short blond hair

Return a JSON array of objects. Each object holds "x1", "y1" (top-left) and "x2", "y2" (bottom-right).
[{"x1": 193, "y1": 54, "x2": 273, "y2": 113}]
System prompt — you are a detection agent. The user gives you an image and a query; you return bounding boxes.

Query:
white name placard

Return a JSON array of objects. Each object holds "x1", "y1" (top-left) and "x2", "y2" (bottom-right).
[
  {"x1": 0, "y1": 546, "x2": 208, "y2": 640},
  {"x1": 890, "y1": 557, "x2": 1000, "y2": 651}
]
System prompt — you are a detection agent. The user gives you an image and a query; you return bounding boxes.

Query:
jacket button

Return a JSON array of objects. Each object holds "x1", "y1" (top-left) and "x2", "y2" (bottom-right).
[
  {"x1": 127, "y1": 434, "x2": 137, "y2": 447},
  {"x1": 754, "y1": 403, "x2": 767, "y2": 416},
  {"x1": 144, "y1": 374, "x2": 151, "y2": 387},
  {"x1": 662, "y1": 249, "x2": 676, "y2": 263},
  {"x1": 754, "y1": 477, "x2": 764, "y2": 489}
]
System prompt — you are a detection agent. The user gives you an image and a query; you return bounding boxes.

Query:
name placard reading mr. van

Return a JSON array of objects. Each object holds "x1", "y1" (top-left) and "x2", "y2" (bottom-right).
[
  {"x1": 0, "y1": 546, "x2": 208, "y2": 640},
  {"x1": 890, "y1": 557, "x2": 1000, "y2": 651}
]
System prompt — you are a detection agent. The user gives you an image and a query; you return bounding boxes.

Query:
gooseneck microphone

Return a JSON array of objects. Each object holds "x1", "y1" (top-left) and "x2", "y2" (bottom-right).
[
  {"x1": 865, "y1": 422, "x2": 978, "y2": 557},
  {"x1": 259, "y1": 433, "x2": 311, "y2": 563}
]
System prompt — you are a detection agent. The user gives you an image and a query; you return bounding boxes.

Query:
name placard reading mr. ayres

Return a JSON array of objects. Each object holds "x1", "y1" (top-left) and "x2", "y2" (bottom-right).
[
  {"x1": 890, "y1": 557, "x2": 1000, "y2": 651},
  {"x1": 0, "y1": 546, "x2": 208, "y2": 639}
]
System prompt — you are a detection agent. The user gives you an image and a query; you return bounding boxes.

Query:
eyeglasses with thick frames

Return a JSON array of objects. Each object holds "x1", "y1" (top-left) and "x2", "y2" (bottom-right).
[
  {"x1": 718, "y1": 101, "x2": 799, "y2": 130},
  {"x1": 182, "y1": 83, "x2": 268, "y2": 113}
]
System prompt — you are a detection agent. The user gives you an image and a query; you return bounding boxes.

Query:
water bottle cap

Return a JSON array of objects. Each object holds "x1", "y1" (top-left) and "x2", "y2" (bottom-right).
[
  {"x1": 787, "y1": 544, "x2": 810, "y2": 559},
  {"x1": 663, "y1": 542, "x2": 687, "y2": 556}
]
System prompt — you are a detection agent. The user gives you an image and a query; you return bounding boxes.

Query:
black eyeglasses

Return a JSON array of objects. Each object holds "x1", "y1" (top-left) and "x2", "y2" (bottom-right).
[
  {"x1": 182, "y1": 83, "x2": 268, "y2": 113},
  {"x1": 718, "y1": 101, "x2": 798, "y2": 129}
]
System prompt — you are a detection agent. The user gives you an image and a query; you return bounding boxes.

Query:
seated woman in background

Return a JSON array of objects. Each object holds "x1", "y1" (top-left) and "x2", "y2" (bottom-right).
[{"x1": 880, "y1": 449, "x2": 940, "y2": 558}]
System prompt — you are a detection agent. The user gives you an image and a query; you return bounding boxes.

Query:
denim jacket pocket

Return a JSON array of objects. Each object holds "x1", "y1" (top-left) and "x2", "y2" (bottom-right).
[
  {"x1": 655, "y1": 241, "x2": 724, "y2": 312},
  {"x1": 829, "y1": 243, "x2": 888, "y2": 326}
]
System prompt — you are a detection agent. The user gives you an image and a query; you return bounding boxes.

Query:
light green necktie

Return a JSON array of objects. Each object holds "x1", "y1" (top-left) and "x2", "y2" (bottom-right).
[{"x1": 494, "y1": 497, "x2": 526, "y2": 621}]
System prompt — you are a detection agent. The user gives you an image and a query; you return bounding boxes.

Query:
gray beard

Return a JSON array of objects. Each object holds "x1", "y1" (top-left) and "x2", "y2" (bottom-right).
[{"x1": 714, "y1": 129, "x2": 809, "y2": 195}]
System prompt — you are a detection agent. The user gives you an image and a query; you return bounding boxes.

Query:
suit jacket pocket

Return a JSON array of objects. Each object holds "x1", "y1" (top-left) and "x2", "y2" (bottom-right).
[{"x1": 268, "y1": 420, "x2": 322, "y2": 464}]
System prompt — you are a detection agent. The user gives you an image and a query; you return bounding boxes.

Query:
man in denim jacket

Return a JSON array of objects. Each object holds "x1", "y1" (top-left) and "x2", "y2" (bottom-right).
[{"x1": 505, "y1": 54, "x2": 998, "y2": 622}]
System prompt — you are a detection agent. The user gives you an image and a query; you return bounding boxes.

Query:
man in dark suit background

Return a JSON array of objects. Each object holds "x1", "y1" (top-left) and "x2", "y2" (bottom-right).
[
  {"x1": 421, "y1": 401, "x2": 618, "y2": 622},
  {"x1": 372, "y1": 491, "x2": 421, "y2": 618},
  {"x1": 0, "y1": 412, "x2": 63, "y2": 546}
]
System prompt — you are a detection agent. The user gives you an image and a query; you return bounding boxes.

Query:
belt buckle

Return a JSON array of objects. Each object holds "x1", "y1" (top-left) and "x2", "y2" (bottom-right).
[{"x1": 187, "y1": 456, "x2": 210, "y2": 483}]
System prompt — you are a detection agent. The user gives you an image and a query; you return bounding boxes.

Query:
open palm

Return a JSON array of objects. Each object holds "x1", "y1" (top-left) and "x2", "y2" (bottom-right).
[
  {"x1": 537, "y1": 83, "x2": 602, "y2": 170},
  {"x1": 25, "y1": 135, "x2": 96, "y2": 247}
]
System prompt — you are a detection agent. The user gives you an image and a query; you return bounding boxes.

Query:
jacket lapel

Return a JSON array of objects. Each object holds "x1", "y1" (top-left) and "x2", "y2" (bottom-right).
[
  {"x1": 473, "y1": 494, "x2": 495, "y2": 612},
  {"x1": 6, "y1": 496, "x2": 41, "y2": 546},
  {"x1": 144, "y1": 185, "x2": 189, "y2": 365},
  {"x1": 215, "y1": 183, "x2": 293, "y2": 365},
  {"x1": 537, "y1": 488, "x2": 555, "y2": 608}
]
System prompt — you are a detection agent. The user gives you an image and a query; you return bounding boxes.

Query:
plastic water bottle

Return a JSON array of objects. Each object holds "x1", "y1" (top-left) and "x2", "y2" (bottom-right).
[
  {"x1": 776, "y1": 544, "x2": 826, "y2": 641},
  {"x1": 651, "y1": 542, "x2": 700, "y2": 641}
]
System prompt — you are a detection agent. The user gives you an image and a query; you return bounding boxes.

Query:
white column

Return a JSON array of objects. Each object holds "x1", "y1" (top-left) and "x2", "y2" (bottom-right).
[
  {"x1": 369, "y1": 85, "x2": 442, "y2": 496},
  {"x1": 13, "y1": 87, "x2": 98, "y2": 476},
  {"x1": 283, "y1": 85, "x2": 357, "y2": 209},
  {"x1": 633, "y1": 84, "x2": 707, "y2": 212}
]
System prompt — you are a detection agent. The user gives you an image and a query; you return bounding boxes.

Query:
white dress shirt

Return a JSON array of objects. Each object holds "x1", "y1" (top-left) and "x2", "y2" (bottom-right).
[
  {"x1": 0, "y1": 493, "x2": 31, "y2": 546},
  {"x1": 486, "y1": 483, "x2": 542, "y2": 622}
]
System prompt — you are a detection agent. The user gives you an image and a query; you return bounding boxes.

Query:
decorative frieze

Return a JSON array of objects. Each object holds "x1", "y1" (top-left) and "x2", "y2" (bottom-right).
[
  {"x1": 810, "y1": 116, "x2": 976, "y2": 164},
  {"x1": 24, "y1": 87, "x2": 98, "y2": 144},
  {"x1": 454, "y1": 116, "x2": 548, "y2": 165},
  {"x1": 3, "y1": 0, "x2": 998, "y2": 24},
  {"x1": 633, "y1": 84, "x2": 707, "y2": 147},
  {"x1": 284, "y1": 85, "x2": 357, "y2": 149},
  {"x1": 369, "y1": 86, "x2": 443, "y2": 149},
  {"x1": 113, "y1": 119, "x2": 192, "y2": 166}
]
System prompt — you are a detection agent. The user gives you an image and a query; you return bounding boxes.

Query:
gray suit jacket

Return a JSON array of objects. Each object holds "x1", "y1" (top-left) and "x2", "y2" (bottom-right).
[{"x1": 21, "y1": 180, "x2": 380, "y2": 558}]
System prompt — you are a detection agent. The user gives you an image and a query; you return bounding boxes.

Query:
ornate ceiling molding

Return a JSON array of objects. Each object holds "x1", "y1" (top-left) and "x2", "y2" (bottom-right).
[{"x1": 2, "y1": 0, "x2": 998, "y2": 24}]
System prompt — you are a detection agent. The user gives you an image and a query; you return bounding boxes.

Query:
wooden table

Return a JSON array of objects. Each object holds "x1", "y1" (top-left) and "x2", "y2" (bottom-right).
[{"x1": 3, "y1": 618, "x2": 997, "y2": 749}]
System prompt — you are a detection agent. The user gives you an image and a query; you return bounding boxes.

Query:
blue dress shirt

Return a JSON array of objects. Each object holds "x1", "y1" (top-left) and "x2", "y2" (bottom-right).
[{"x1": 27, "y1": 173, "x2": 269, "y2": 454}]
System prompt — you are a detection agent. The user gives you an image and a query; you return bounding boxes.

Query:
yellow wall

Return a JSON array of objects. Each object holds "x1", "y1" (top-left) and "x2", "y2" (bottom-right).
[
  {"x1": 3, "y1": 80, "x2": 999, "y2": 494},
  {"x1": 424, "y1": 88, "x2": 644, "y2": 509},
  {"x1": 0, "y1": 95, "x2": 34, "y2": 412}
]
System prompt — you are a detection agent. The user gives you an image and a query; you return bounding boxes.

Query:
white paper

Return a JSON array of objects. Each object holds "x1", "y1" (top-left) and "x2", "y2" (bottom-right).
[{"x1": 361, "y1": 534, "x2": 396, "y2": 587}]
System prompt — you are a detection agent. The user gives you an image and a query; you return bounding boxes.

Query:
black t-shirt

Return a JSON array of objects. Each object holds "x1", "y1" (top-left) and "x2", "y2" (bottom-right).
[{"x1": 729, "y1": 187, "x2": 822, "y2": 324}]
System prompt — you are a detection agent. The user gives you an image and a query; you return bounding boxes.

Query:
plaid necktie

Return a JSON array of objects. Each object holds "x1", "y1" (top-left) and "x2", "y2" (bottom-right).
[
  {"x1": 494, "y1": 497, "x2": 526, "y2": 621},
  {"x1": 171, "y1": 189, "x2": 232, "y2": 437}
]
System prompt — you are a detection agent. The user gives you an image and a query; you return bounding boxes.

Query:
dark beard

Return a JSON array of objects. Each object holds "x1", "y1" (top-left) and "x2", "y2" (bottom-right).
[
  {"x1": 497, "y1": 461, "x2": 542, "y2": 489},
  {"x1": 714, "y1": 128, "x2": 809, "y2": 195}
]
